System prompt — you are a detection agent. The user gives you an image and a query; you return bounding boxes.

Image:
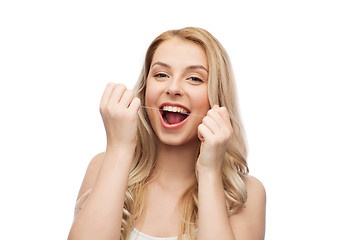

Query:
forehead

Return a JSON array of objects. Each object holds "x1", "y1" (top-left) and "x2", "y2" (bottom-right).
[{"x1": 151, "y1": 38, "x2": 208, "y2": 69}]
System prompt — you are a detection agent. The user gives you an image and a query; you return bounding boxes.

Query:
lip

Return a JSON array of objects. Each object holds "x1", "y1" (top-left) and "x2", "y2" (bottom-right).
[
  {"x1": 159, "y1": 102, "x2": 191, "y2": 113},
  {"x1": 159, "y1": 102, "x2": 190, "y2": 129}
]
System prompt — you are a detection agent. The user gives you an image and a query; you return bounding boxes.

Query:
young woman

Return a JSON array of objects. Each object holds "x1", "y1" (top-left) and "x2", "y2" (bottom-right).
[{"x1": 69, "y1": 27, "x2": 266, "y2": 240}]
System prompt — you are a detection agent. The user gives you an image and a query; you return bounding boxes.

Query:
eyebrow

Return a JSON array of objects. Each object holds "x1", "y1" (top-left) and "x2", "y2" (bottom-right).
[{"x1": 151, "y1": 61, "x2": 208, "y2": 73}]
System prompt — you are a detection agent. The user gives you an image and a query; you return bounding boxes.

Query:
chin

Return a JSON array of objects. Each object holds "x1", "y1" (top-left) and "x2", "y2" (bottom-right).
[{"x1": 156, "y1": 133, "x2": 199, "y2": 147}]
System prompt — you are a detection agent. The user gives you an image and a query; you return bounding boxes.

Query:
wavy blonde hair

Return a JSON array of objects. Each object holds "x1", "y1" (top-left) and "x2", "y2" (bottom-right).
[{"x1": 121, "y1": 27, "x2": 249, "y2": 240}]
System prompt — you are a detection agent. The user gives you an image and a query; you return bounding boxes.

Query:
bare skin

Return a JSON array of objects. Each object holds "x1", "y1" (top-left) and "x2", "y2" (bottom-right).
[
  {"x1": 72, "y1": 152, "x2": 265, "y2": 239},
  {"x1": 134, "y1": 139, "x2": 200, "y2": 237},
  {"x1": 69, "y1": 38, "x2": 266, "y2": 240},
  {"x1": 69, "y1": 83, "x2": 141, "y2": 239}
]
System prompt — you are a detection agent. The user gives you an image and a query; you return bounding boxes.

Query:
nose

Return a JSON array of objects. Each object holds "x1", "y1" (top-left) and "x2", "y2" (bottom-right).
[{"x1": 165, "y1": 78, "x2": 183, "y2": 96}]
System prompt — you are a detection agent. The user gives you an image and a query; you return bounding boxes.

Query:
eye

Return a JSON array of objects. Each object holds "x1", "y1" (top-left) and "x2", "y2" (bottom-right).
[
  {"x1": 187, "y1": 77, "x2": 203, "y2": 83},
  {"x1": 154, "y1": 73, "x2": 169, "y2": 78}
]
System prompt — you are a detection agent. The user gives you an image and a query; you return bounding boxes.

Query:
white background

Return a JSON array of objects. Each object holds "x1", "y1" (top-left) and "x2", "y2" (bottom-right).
[{"x1": 0, "y1": 0, "x2": 352, "y2": 239}]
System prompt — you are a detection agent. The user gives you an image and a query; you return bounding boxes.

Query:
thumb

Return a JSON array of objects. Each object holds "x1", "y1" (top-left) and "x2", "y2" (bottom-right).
[{"x1": 198, "y1": 123, "x2": 205, "y2": 142}]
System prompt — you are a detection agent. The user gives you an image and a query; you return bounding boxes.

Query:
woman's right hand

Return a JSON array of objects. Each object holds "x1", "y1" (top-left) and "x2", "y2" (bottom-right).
[{"x1": 99, "y1": 83, "x2": 141, "y2": 151}]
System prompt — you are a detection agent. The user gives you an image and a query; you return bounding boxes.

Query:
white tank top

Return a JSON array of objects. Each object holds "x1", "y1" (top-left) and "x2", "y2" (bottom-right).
[{"x1": 128, "y1": 228, "x2": 180, "y2": 240}]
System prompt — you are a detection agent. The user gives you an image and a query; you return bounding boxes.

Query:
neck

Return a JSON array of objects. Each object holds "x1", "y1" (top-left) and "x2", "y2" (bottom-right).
[{"x1": 151, "y1": 139, "x2": 200, "y2": 191}]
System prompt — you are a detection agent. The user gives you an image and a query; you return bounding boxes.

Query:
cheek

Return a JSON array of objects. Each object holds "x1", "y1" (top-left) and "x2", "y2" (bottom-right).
[
  {"x1": 145, "y1": 81, "x2": 159, "y2": 107},
  {"x1": 145, "y1": 86, "x2": 158, "y2": 127},
  {"x1": 192, "y1": 88, "x2": 210, "y2": 113}
]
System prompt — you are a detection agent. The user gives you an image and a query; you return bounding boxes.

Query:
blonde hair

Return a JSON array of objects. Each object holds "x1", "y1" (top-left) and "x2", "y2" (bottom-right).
[{"x1": 121, "y1": 27, "x2": 249, "y2": 240}]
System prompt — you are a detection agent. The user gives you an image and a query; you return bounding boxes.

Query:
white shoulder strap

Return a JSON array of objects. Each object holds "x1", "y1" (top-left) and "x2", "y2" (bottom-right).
[{"x1": 74, "y1": 188, "x2": 92, "y2": 219}]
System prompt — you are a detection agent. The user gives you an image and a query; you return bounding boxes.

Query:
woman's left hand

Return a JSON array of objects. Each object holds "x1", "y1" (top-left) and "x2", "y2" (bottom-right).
[{"x1": 197, "y1": 105, "x2": 233, "y2": 174}]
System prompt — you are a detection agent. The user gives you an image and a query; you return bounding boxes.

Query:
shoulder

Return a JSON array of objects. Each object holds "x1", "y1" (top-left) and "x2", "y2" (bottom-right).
[
  {"x1": 243, "y1": 175, "x2": 266, "y2": 200},
  {"x1": 76, "y1": 152, "x2": 105, "y2": 200},
  {"x1": 241, "y1": 175, "x2": 266, "y2": 216},
  {"x1": 242, "y1": 175, "x2": 266, "y2": 217},
  {"x1": 86, "y1": 152, "x2": 105, "y2": 175},
  {"x1": 229, "y1": 175, "x2": 266, "y2": 239}
]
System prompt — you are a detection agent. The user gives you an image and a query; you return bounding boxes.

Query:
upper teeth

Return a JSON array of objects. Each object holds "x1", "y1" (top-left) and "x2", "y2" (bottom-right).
[{"x1": 162, "y1": 106, "x2": 188, "y2": 114}]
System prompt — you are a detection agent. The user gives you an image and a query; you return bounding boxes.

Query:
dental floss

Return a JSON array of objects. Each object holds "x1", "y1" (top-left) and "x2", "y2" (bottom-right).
[{"x1": 140, "y1": 106, "x2": 205, "y2": 118}]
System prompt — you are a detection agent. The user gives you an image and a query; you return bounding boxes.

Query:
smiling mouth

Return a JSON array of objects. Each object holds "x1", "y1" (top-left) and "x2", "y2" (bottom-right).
[{"x1": 160, "y1": 105, "x2": 190, "y2": 125}]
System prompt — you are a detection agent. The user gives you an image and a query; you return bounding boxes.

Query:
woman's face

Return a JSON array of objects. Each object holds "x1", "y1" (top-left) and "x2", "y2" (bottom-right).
[{"x1": 145, "y1": 37, "x2": 210, "y2": 146}]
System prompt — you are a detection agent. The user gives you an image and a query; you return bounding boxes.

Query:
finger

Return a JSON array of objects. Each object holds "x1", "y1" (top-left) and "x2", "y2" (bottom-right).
[
  {"x1": 198, "y1": 123, "x2": 213, "y2": 142},
  {"x1": 201, "y1": 116, "x2": 218, "y2": 134},
  {"x1": 207, "y1": 107, "x2": 233, "y2": 138},
  {"x1": 119, "y1": 89, "x2": 134, "y2": 107},
  {"x1": 212, "y1": 104, "x2": 219, "y2": 110},
  {"x1": 109, "y1": 83, "x2": 127, "y2": 105},
  {"x1": 129, "y1": 97, "x2": 141, "y2": 112},
  {"x1": 210, "y1": 106, "x2": 231, "y2": 129},
  {"x1": 215, "y1": 106, "x2": 229, "y2": 119},
  {"x1": 100, "y1": 83, "x2": 115, "y2": 108},
  {"x1": 215, "y1": 107, "x2": 232, "y2": 129},
  {"x1": 207, "y1": 108, "x2": 224, "y2": 128}
]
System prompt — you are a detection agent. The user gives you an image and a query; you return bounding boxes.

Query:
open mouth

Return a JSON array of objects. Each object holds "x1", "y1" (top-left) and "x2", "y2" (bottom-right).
[{"x1": 160, "y1": 105, "x2": 190, "y2": 125}]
